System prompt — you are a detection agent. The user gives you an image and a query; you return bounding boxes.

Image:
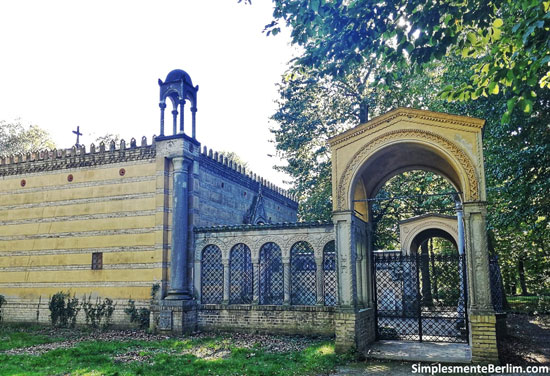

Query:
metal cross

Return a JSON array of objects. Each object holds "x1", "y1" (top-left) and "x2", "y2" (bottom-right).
[{"x1": 72, "y1": 126, "x2": 82, "y2": 147}]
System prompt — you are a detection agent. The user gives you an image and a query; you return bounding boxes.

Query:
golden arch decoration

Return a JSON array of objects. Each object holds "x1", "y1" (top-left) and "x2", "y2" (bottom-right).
[{"x1": 336, "y1": 129, "x2": 480, "y2": 211}]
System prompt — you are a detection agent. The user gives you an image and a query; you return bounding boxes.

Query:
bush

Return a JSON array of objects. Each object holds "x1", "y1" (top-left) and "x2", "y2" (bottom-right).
[
  {"x1": 124, "y1": 300, "x2": 150, "y2": 329},
  {"x1": 48, "y1": 292, "x2": 80, "y2": 328},
  {"x1": 0, "y1": 295, "x2": 6, "y2": 323},
  {"x1": 81, "y1": 295, "x2": 116, "y2": 329},
  {"x1": 124, "y1": 284, "x2": 159, "y2": 330}
]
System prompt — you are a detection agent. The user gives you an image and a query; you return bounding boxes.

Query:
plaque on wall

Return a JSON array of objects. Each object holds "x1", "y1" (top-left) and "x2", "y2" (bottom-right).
[{"x1": 159, "y1": 310, "x2": 173, "y2": 331}]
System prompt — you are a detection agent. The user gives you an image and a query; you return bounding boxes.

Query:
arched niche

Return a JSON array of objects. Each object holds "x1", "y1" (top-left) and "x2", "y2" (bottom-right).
[{"x1": 399, "y1": 214, "x2": 459, "y2": 255}]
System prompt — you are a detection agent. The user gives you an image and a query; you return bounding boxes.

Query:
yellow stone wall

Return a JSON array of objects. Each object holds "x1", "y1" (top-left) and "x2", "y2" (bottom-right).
[{"x1": 0, "y1": 157, "x2": 168, "y2": 303}]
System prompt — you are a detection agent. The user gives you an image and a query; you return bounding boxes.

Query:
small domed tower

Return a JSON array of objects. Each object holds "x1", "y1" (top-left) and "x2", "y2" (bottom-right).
[{"x1": 158, "y1": 69, "x2": 199, "y2": 139}]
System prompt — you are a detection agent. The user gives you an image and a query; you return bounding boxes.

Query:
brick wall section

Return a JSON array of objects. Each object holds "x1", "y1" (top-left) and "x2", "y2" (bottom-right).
[
  {"x1": 334, "y1": 308, "x2": 375, "y2": 353},
  {"x1": 1, "y1": 297, "x2": 149, "y2": 328},
  {"x1": 197, "y1": 153, "x2": 297, "y2": 227},
  {"x1": 470, "y1": 314, "x2": 499, "y2": 364},
  {"x1": 197, "y1": 305, "x2": 335, "y2": 336}
]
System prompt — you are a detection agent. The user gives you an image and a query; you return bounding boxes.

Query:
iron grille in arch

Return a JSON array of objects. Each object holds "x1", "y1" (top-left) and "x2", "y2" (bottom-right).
[
  {"x1": 291, "y1": 241, "x2": 316, "y2": 305},
  {"x1": 323, "y1": 241, "x2": 338, "y2": 306},
  {"x1": 201, "y1": 245, "x2": 223, "y2": 304},
  {"x1": 259, "y1": 242, "x2": 284, "y2": 305},
  {"x1": 229, "y1": 243, "x2": 253, "y2": 304}
]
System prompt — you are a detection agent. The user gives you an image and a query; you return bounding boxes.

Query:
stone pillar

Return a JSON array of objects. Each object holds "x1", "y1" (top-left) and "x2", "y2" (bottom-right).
[
  {"x1": 159, "y1": 102, "x2": 166, "y2": 136},
  {"x1": 172, "y1": 109, "x2": 178, "y2": 135},
  {"x1": 333, "y1": 211, "x2": 356, "y2": 307},
  {"x1": 463, "y1": 201, "x2": 498, "y2": 363},
  {"x1": 191, "y1": 106, "x2": 197, "y2": 139},
  {"x1": 364, "y1": 222, "x2": 375, "y2": 307},
  {"x1": 179, "y1": 99, "x2": 185, "y2": 133},
  {"x1": 166, "y1": 157, "x2": 191, "y2": 300},
  {"x1": 355, "y1": 253, "x2": 363, "y2": 307},
  {"x1": 252, "y1": 257, "x2": 260, "y2": 305},
  {"x1": 222, "y1": 259, "x2": 230, "y2": 304},
  {"x1": 283, "y1": 258, "x2": 291, "y2": 305},
  {"x1": 315, "y1": 256, "x2": 324, "y2": 305}
]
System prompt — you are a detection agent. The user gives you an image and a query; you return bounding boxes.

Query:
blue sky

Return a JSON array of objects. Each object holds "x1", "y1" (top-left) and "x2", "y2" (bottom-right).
[{"x1": 0, "y1": 0, "x2": 296, "y2": 187}]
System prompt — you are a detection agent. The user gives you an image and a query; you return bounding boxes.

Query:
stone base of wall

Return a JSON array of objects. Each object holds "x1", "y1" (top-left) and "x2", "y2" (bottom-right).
[
  {"x1": 151, "y1": 300, "x2": 198, "y2": 334},
  {"x1": 1, "y1": 297, "x2": 148, "y2": 328},
  {"x1": 197, "y1": 304, "x2": 335, "y2": 336},
  {"x1": 334, "y1": 307, "x2": 375, "y2": 354},
  {"x1": 470, "y1": 314, "x2": 499, "y2": 364}
]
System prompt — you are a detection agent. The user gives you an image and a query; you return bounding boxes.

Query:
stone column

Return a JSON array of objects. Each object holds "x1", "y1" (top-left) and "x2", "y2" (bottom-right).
[
  {"x1": 191, "y1": 106, "x2": 197, "y2": 139},
  {"x1": 252, "y1": 257, "x2": 260, "y2": 305},
  {"x1": 222, "y1": 259, "x2": 230, "y2": 304},
  {"x1": 315, "y1": 256, "x2": 324, "y2": 305},
  {"x1": 355, "y1": 252, "x2": 363, "y2": 307},
  {"x1": 179, "y1": 99, "x2": 185, "y2": 133},
  {"x1": 166, "y1": 157, "x2": 191, "y2": 300},
  {"x1": 172, "y1": 109, "x2": 178, "y2": 135},
  {"x1": 159, "y1": 102, "x2": 166, "y2": 136},
  {"x1": 283, "y1": 257, "x2": 291, "y2": 305},
  {"x1": 365, "y1": 222, "x2": 375, "y2": 307},
  {"x1": 333, "y1": 211, "x2": 356, "y2": 308},
  {"x1": 360, "y1": 237, "x2": 369, "y2": 307},
  {"x1": 463, "y1": 201, "x2": 498, "y2": 363}
]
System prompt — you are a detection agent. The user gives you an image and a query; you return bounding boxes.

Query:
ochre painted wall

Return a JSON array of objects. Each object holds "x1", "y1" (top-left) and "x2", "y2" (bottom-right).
[{"x1": 0, "y1": 159, "x2": 163, "y2": 302}]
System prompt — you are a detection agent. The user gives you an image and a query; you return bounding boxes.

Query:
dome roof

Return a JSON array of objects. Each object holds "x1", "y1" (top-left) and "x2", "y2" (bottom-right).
[{"x1": 164, "y1": 69, "x2": 193, "y2": 85}]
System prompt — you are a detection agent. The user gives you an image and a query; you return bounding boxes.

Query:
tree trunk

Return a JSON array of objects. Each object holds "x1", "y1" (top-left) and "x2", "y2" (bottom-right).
[
  {"x1": 420, "y1": 240, "x2": 434, "y2": 307},
  {"x1": 518, "y1": 259, "x2": 529, "y2": 296}
]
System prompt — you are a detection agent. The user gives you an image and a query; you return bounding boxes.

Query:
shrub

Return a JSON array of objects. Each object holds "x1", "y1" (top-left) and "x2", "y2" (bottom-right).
[
  {"x1": 48, "y1": 292, "x2": 80, "y2": 328},
  {"x1": 0, "y1": 295, "x2": 6, "y2": 323},
  {"x1": 81, "y1": 295, "x2": 116, "y2": 329},
  {"x1": 124, "y1": 284, "x2": 159, "y2": 330},
  {"x1": 124, "y1": 300, "x2": 150, "y2": 329}
]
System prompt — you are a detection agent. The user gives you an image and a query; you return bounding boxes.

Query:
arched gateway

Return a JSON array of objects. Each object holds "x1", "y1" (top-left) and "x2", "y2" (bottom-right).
[{"x1": 328, "y1": 108, "x2": 498, "y2": 363}]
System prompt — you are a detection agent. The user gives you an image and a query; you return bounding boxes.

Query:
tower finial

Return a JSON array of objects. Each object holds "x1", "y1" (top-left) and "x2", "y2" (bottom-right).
[{"x1": 158, "y1": 69, "x2": 199, "y2": 139}]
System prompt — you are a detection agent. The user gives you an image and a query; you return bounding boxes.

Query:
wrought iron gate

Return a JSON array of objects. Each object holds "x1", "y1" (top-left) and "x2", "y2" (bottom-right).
[{"x1": 373, "y1": 252, "x2": 468, "y2": 343}]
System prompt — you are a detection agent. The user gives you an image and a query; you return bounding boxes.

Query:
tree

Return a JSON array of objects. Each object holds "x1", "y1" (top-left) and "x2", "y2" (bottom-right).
[
  {"x1": 219, "y1": 151, "x2": 249, "y2": 169},
  {"x1": 267, "y1": 0, "x2": 549, "y2": 122},
  {"x1": 0, "y1": 119, "x2": 55, "y2": 156},
  {"x1": 94, "y1": 133, "x2": 121, "y2": 146}
]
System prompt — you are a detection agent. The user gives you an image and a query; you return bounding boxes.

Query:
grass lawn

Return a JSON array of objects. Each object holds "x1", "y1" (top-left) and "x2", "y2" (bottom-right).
[{"x1": 0, "y1": 325, "x2": 349, "y2": 376}]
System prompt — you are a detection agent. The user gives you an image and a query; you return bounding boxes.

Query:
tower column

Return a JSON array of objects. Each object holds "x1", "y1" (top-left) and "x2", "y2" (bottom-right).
[
  {"x1": 166, "y1": 157, "x2": 191, "y2": 300},
  {"x1": 172, "y1": 109, "x2": 178, "y2": 135},
  {"x1": 179, "y1": 99, "x2": 185, "y2": 133},
  {"x1": 159, "y1": 102, "x2": 166, "y2": 136},
  {"x1": 191, "y1": 106, "x2": 197, "y2": 139}
]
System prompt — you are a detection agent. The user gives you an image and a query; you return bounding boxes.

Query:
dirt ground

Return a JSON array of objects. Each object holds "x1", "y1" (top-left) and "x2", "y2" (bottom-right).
[
  {"x1": 333, "y1": 313, "x2": 550, "y2": 375},
  {"x1": 499, "y1": 313, "x2": 550, "y2": 365}
]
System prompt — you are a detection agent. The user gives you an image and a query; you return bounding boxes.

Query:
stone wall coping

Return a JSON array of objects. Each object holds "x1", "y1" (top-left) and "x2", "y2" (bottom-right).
[
  {"x1": 199, "y1": 304, "x2": 336, "y2": 312},
  {"x1": 0, "y1": 137, "x2": 156, "y2": 176},
  {"x1": 194, "y1": 221, "x2": 334, "y2": 233}
]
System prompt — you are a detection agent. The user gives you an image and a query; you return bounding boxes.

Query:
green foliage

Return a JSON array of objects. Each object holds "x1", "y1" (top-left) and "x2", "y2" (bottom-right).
[
  {"x1": 0, "y1": 294, "x2": 5, "y2": 323},
  {"x1": 81, "y1": 295, "x2": 116, "y2": 329},
  {"x1": 124, "y1": 300, "x2": 150, "y2": 329},
  {"x1": 507, "y1": 296, "x2": 550, "y2": 314},
  {"x1": 268, "y1": 0, "x2": 549, "y2": 122},
  {"x1": 124, "y1": 284, "x2": 160, "y2": 330},
  {"x1": 0, "y1": 119, "x2": 55, "y2": 155},
  {"x1": 48, "y1": 292, "x2": 80, "y2": 328}
]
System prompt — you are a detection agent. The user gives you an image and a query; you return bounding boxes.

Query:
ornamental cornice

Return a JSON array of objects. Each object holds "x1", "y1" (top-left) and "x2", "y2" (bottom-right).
[
  {"x1": 336, "y1": 129, "x2": 480, "y2": 210},
  {"x1": 328, "y1": 107, "x2": 484, "y2": 148}
]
